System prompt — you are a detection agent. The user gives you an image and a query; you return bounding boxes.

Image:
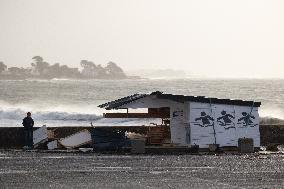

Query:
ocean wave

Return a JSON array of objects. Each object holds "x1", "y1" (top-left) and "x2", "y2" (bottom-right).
[
  {"x1": 2, "y1": 109, "x2": 283, "y2": 123},
  {"x1": 0, "y1": 99, "x2": 283, "y2": 125},
  {"x1": 0, "y1": 108, "x2": 102, "y2": 121},
  {"x1": 259, "y1": 108, "x2": 284, "y2": 120}
]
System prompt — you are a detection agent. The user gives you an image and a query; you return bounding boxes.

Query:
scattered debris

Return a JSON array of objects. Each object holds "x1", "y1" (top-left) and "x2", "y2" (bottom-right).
[
  {"x1": 59, "y1": 129, "x2": 92, "y2": 149},
  {"x1": 209, "y1": 144, "x2": 219, "y2": 152},
  {"x1": 79, "y1": 148, "x2": 93, "y2": 152},
  {"x1": 33, "y1": 125, "x2": 49, "y2": 148},
  {"x1": 126, "y1": 132, "x2": 145, "y2": 140},
  {"x1": 33, "y1": 125, "x2": 57, "y2": 149},
  {"x1": 91, "y1": 127, "x2": 128, "y2": 151},
  {"x1": 47, "y1": 140, "x2": 58, "y2": 150}
]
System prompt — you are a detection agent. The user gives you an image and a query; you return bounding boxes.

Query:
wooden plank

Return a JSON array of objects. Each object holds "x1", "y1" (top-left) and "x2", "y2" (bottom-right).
[
  {"x1": 33, "y1": 125, "x2": 48, "y2": 147},
  {"x1": 59, "y1": 129, "x2": 92, "y2": 148},
  {"x1": 103, "y1": 112, "x2": 169, "y2": 118}
]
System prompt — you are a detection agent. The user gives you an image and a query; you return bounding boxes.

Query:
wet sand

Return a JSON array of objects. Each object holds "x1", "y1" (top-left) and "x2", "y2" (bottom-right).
[{"x1": 0, "y1": 150, "x2": 283, "y2": 188}]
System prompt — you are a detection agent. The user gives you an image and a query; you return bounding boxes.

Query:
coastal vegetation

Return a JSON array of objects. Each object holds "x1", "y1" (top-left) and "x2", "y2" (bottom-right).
[{"x1": 0, "y1": 56, "x2": 130, "y2": 80}]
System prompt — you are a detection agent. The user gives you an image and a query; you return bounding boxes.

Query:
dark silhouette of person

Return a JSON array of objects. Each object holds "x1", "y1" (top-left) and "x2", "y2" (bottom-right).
[
  {"x1": 195, "y1": 112, "x2": 214, "y2": 126},
  {"x1": 217, "y1": 110, "x2": 235, "y2": 126},
  {"x1": 22, "y1": 112, "x2": 34, "y2": 150},
  {"x1": 238, "y1": 112, "x2": 255, "y2": 126}
]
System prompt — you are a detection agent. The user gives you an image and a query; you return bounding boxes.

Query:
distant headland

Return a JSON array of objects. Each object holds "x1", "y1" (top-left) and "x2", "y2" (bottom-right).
[{"x1": 0, "y1": 56, "x2": 140, "y2": 80}]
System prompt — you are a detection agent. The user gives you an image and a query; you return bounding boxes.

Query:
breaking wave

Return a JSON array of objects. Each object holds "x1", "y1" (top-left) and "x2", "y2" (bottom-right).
[
  {"x1": 259, "y1": 107, "x2": 284, "y2": 120},
  {"x1": 0, "y1": 100, "x2": 103, "y2": 122},
  {"x1": 1, "y1": 100, "x2": 284, "y2": 126},
  {"x1": 0, "y1": 108, "x2": 102, "y2": 121}
]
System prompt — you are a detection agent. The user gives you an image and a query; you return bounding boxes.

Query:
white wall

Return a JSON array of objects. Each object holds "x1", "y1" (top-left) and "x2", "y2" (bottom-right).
[
  {"x1": 118, "y1": 97, "x2": 260, "y2": 147},
  {"x1": 189, "y1": 103, "x2": 215, "y2": 147},
  {"x1": 189, "y1": 102, "x2": 260, "y2": 148},
  {"x1": 214, "y1": 104, "x2": 237, "y2": 146},
  {"x1": 169, "y1": 102, "x2": 188, "y2": 146},
  {"x1": 234, "y1": 105, "x2": 260, "y2": 147}
]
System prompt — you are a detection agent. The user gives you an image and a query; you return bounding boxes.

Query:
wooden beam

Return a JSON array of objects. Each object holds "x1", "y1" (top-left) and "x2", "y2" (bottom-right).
[{"x1": 103, "y1": 113, "x2": 169, "y2": 118}]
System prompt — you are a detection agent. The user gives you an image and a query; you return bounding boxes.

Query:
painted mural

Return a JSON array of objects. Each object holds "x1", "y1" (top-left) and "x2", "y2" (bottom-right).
[
  {"x1": 189, "y1": 102, "x2": 260, "y2": 147},
  {"x1": 237, "y1": 112, "x2": 257, "y2": 127},
  {"x1": 194, "y1": 111, "x2": 214, "y2": 127},
  {"x1": 214, "y1": 105, "x2": 237, "y2": 146},
  {"x1": 216, "y1": 110, "x2": 235, "y2": 130},
  {"x1": 235, "y1": 106, "x2": 260, "y2": 147},
  {"x1": 189, "y1": 103, "x2": 215, "y2": 147}
]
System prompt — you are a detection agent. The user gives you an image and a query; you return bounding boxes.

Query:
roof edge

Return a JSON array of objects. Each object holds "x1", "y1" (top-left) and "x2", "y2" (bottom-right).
[{"x1": 98, "y1": 91, "x2": 261, "y2": 109}]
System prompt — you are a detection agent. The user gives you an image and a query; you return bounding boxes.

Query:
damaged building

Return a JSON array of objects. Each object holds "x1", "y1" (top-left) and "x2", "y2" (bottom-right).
[{"x1": 97, "y1": 91, "x2": 261, "y2": 150}]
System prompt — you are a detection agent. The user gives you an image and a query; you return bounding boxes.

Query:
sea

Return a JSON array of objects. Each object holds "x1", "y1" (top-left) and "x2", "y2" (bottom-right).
[{"x1": 0, "y1": 78, "x2": 283, "y2": 127}]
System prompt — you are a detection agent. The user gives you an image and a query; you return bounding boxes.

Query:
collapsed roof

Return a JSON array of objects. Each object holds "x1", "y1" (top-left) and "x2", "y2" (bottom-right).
[{"x1": 98, "y1": 91, "x2": 261, "y2": 110}]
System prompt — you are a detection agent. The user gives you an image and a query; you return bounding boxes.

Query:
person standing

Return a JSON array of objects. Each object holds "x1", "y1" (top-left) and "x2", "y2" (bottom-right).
[{"x1": 22, "y1": 112, "x2": 34, "y2": 150}]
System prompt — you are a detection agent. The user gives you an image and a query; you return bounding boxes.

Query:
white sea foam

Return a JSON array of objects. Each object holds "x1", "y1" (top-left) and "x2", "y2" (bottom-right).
[
  {"x1": 0, "y1": 101, "x2": 102, "y2": 122},
  {"x1": 0, "y1": 100, "x2": 284, "y2": 124},
  {"x1": 259, "y1": 106, "x2": 284, "y2": 120},
  {"x1": 0, "y1": 109, "x2": 101, "y2": 121}
]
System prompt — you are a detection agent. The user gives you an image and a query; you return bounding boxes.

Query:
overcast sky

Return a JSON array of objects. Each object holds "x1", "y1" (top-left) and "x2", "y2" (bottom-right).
[{"x1": 0, "y1": 0, "x2": 284, "y2": 78}]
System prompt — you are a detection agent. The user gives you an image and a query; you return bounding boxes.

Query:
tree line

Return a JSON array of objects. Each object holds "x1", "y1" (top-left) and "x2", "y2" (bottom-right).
[{"x1": 0, "y1": 56, "x2": 127, "y2": 79}]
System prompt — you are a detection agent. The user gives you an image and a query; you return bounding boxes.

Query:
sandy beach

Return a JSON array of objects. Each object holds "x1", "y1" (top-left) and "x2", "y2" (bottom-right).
[{"x1": 0, "y1": 150, "x2": 284, "y2": 188}]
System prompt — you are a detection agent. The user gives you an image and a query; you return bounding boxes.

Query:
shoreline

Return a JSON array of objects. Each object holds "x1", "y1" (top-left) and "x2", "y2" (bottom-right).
[{"x1": 1, "y1": 150, "x2": 284, "y2": 188}]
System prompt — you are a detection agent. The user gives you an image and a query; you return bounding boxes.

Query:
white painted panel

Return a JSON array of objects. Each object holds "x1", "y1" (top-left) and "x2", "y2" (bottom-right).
[
  {"x1": 190, "y1": 102, "x2": 213, "y2": 109},
  {"x1": 189, "y1": 102, "x2": 215, "y2": 147},
  {"x1": 235, "y1": 106, "x2": 260, "y2": 147},
  {"x1": 170, "y1": 104, "x2": 187, "y2": 145},
  {"x1": 33, "y1": 125, "x2": 48, "y2": 146},
  {"x1": 189, "y1": 102, "x2": 260, "y2": 148},
  {"x1": 47, "y1": 140, "x2": 58, "y2": 150},
  {"x1": 59, "y1": 130, "x2": 92, "y2": 148},
  {"x1": 170, "y1": 126, "x2": 186, "y2": 145},
  {"x1": 213, "y1": 105, "x2": 237, "y2": 147}
]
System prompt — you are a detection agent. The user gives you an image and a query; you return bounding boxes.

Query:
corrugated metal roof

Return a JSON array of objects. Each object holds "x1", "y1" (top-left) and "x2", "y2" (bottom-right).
[
  {"x1": 98, "y1": 91, "x2": 261, "y2": 109},
  {"x1": 98, "y1": 93, "x2": 147, "y2": 110},
  {"x1": 155, "y1": 93, "x2": 261, "y2": 107}
]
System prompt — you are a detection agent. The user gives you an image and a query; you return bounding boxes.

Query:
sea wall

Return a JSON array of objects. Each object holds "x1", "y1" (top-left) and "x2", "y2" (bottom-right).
[
  {"x1": 259, "y1": 124, "x2": 284, "y2": 145},
  {"x1": 0, "y1": 126, "x2": 150, "y2": 149},
  {"x1": 0, "y1": 125, "x2": 283, "y2": 148}
]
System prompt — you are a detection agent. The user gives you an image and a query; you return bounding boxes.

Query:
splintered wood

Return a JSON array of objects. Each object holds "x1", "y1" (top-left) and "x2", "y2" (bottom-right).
[{"x1": 146, "y1": 126, "x2": 170, "y2": 145}]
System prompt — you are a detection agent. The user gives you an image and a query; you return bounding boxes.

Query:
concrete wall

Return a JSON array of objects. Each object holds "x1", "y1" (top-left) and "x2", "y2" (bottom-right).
[
  {"x1": 0, "y1": 126, "x2": 152, "y2": 149},
  {"x1": 260, "y1": 124, "x2": 284, "y2": 145}
]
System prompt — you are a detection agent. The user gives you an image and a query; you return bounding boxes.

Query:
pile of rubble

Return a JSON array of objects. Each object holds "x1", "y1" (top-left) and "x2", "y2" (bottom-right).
[
  {"x1": 33, "y1": 126, "x2": 93, "y2": 150},
  {"x1": 32, "y1": 126, "x2": 146, "y2": 153}
]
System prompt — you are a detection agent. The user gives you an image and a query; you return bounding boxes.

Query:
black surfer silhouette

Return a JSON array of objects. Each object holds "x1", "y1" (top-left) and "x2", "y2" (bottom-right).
[
  {"x1": 194, "y1": 112, "x2": 214, "y2": 127},
  {"x1": 217, "y1": 110, "x2": 235, "y2": 130},
  {"x1": 237, "y1": 112, "x2": 257, "y2": 127}
]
